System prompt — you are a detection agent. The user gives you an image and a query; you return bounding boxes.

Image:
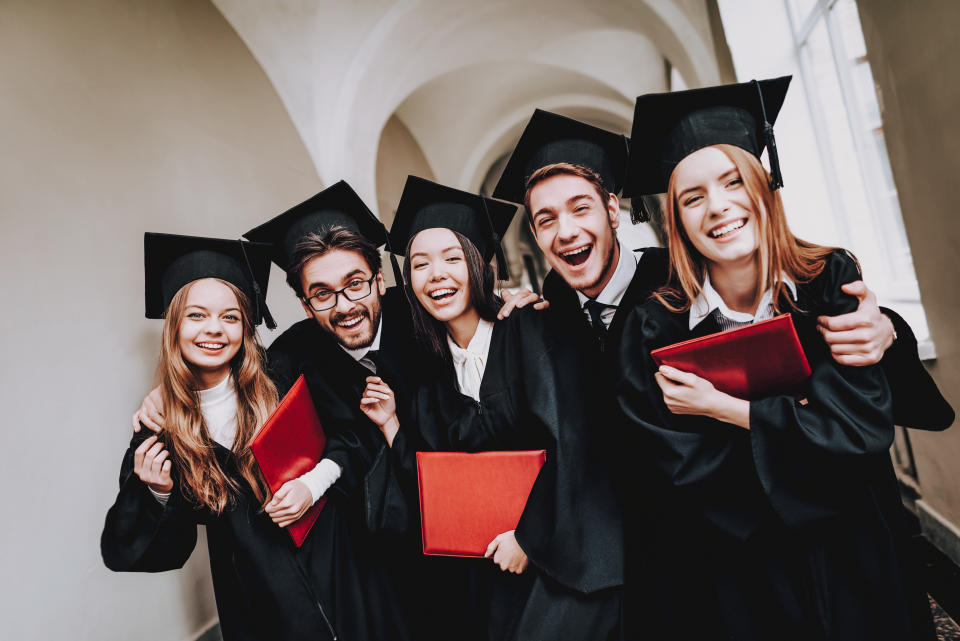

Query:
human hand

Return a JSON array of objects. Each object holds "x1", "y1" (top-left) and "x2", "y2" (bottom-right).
[
  {"x1": 817, "y1": 281, "x2": 894, "y2": 367},
  {"x1": 265, "y1": 479, "x2": 313, "y2": 528},
  {"x1": 497, "y1": 288, "x2": 549, "y2": 319},
  {"x1": 655, "y1": 366, "x2": 750, "y2": 429},
  {"x1": 133, "y1": 434, "x2": 173, "y2": 493},
  {"x1": 132, "y1": 386, "x2": 164, "y2": 433},
  {"x1": 484, "y1": 530, "x2": 528, "y2": 574},
  {"x1": 360, "y1": 377, "x2": 399, "y2": 446}
]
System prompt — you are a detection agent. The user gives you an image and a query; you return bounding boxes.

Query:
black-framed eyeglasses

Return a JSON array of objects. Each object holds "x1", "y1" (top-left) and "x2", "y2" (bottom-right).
[{"x1": 304, "y1": 274, "x2": 377, "y2": 311}]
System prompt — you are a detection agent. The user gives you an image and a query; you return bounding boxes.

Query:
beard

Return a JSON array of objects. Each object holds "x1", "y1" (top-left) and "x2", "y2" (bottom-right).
[{"x1": 326, "y1": 299, "x2": 383, "y2": 350}]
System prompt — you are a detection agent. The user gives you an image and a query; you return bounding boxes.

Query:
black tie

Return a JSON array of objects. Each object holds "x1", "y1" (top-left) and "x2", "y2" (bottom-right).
[
  {"x1": 584, "y1": 300, "x2": 609, "y2": 349},
  {"x1": 360, "y1": 349, "x2": 379, "y2": 373}
]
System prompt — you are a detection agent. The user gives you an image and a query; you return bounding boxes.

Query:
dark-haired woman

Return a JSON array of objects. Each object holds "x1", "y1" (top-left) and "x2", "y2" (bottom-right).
[
  {"x1": 616, "y1": 78, "x2": 941, "y2": 640},
  {"x1": 101, "y1": 234, "x2": 403, "y2": 641},
  {"x1": 361, "y1": 179, "x2": 623, "y2": 641}
]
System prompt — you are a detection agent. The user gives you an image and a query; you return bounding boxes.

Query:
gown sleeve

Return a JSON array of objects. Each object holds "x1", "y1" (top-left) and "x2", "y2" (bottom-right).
[
  {"x1": 497, "y1": 312, "x2": 624, "y2": 594},
  {"x1": 101, "y1": 429, "x2": 198, "y2": 572},
  {"x1": 877, "y1": 306, "x2": 954, "y2": 430},
  {"x1": 617, "y1": 251, "x2": 898, "y2": 538}
]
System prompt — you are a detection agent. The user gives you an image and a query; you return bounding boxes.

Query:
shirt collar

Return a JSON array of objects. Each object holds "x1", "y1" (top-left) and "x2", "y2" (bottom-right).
[
  {"x1": 447, "y1": 318, "x2": 494, "y2": 365},
  {"x1": 689, "y1": 272, "x2": 798, "y2": 330},
  {"x1": 575, "y1": 239, "x2": 639, "y2": 309},
  {"x1": 342, "y1": 314, "x2": 383, "y2": 361}
]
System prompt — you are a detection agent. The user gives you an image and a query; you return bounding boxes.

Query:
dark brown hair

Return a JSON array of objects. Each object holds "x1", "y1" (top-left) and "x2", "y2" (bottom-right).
[
  {"x1": 523, "y1": 162, "x2": 611, "y2": 222},
  {"x1": 403, "y1": 230, "x2": 502, "y2": 360},
  {"x1": 286, "y1": 227, "x2": 383, "y2": 297}
]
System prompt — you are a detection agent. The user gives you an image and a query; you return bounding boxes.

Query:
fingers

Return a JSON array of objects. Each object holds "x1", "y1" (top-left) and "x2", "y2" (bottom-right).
[
  {"x1": 132, "y1": 411, "x2": 142, "y2": 432},
  {"x1": 817, "y1": 311, "x2": 871, "y2": 333},
  {"x1": 840, "y1": 280, "x2": 868, "y2": 300},
  {"x1": 497, "y1": 297, "x2": 519, "y2": 320},
  {"x1": 484, "y1": 535, "x2": 502, "y2": 558},
  {"x1": 532, "y1": 298, "x2": 550, "y2": 311},
  {"x1": 658, "y1": 365, "x2": 697, "y2": 386}
]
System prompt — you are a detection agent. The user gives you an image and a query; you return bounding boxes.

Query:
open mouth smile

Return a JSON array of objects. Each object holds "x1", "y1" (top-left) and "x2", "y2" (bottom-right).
[
  {"x1": 334, "y1": 313, "x2": 367, "y2": 329},
  {"x1": 709, "y1": 218, "x2": 747, "y2": 239},
  {"x1": 559, "y1": 244, "x2": 592, "y2": 267},
  {"x1": 427, "y1": 287, "x2": 458, "y2": 303},
  {"x1": 195, "y1": 342, "x2": 226, "y2": 352}
]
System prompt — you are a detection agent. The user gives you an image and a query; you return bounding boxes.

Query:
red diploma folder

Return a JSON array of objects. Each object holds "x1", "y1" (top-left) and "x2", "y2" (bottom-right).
[
  {"x1": 250, "y1": 375, "x2": 326, "y2": 547},
  {"x1": 417, "y1": 450, "x2": 546, "y2": 557},
  {"x1": 651, "y1": 313, "x2": 811, "y2": 400}
]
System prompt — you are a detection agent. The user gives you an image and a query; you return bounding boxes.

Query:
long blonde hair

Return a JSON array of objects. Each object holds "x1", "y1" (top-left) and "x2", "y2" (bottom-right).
[
  {"x1": 157, "y1": 279, "x2": 277, "y2": 513},
  {"x1": 654, "y1": 144, "x2": 843, "y2": 313}
]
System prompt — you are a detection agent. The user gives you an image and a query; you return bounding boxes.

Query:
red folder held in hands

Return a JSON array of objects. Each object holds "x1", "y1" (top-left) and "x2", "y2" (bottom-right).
[
  {"x1": 250, "y1": 375, "x2": 326, "y2": 547},
  {"x1": 651, "y1": 313, "x2": 811, "y2": 400},
  {"x1": 417, "y1": 450, "x2": 546, "y2": 557}
]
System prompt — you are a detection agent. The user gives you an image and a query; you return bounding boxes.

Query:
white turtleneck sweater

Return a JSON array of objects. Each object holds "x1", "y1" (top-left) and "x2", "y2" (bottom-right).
[{"x1": 149, "y1": 375, "x2": 340, "y2": 505}]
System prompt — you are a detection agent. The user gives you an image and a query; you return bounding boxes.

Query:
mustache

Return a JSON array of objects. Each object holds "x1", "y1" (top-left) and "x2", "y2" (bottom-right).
[{"x1": 330, "y1": 308, "x2": 370, "y2": 326}]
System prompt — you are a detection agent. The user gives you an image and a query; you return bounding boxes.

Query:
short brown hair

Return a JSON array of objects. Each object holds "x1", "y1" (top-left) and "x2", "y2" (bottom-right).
[
  {"x1": 522, "y1": 162, "x2": 611, "y2": 221},
  {"x1": 285, "y1": 227, "x2": 382, "y2": 297}
]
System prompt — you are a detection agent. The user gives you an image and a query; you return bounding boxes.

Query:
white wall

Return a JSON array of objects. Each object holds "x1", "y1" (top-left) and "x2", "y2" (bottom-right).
[{"x1": 0, "y1": 1, "x2": 320, "y2": 638}]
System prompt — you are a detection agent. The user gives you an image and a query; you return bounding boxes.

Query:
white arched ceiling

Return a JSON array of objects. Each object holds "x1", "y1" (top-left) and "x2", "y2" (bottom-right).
[{"x1": 212, "y1": 0, "x2": 725, "y2": 217}]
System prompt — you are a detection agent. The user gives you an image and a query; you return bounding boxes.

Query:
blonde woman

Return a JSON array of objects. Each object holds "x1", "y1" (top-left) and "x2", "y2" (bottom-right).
[{"x1": 102, "y1": 233, "x2": 393, "y2": 641}]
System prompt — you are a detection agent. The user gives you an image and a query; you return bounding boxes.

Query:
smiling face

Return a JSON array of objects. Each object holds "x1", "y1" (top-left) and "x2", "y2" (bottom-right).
[
  {"x1": 407, "y1": 227, "x2": 477, "y2": 326},
  {"x1": 299, "y1": 248, "x2": 386, "y2": 349},
  {"x1": 672, "y1": 145, "x2": 760, "y2": 271},
  {"x1": 527, "y1": 172, "x2": 620, "y2": 298},
  {"x1": 177, "y1": 278, "x2": 244, "y2": 387}
]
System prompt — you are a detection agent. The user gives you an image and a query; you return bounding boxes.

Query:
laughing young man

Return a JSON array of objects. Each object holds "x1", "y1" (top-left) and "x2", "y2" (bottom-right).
[{"x1": 492, "y1": 109, "x2": 948, "y2": 639}]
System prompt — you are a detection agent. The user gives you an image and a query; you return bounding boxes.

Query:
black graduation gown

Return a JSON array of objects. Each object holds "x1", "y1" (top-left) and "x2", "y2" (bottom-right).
[
  {"x1": 100, "y1": 428, "x2": 386, "y2": 641},
  {"x1": 378, "y1": 307, "x2": 624, "y2": 641},
  {"x1": 615, "y1": 250, "x2": 935, "y2": 641},
  {"x1": 265, "y1": 285, "x2": 419, "y2": 640}
]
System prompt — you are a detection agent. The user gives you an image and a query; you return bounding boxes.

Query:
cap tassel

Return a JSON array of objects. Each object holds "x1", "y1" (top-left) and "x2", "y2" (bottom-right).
[
  {"x1": 630, "y1": 197, "x2": 650, "y2": 224},
  {"x1": 254, "y1": 282, "x2": 277, "y2": 330},
  {"x1": 753, "y1": 79, "x2": 783, "y2": 190},
  {"x1": 389, "y1": 252, "x2": 404, "y2": 286},
  {"x1": 763, "y1": 122, "x2": 783, "y2": 190},
  {"x1": 493, "y1": 236, "x2": 510, "y2": 281}
]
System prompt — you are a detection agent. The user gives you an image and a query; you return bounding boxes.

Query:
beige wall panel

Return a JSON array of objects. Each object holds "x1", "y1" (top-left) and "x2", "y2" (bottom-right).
[
  {"x1": 0, "y1": 1, "x2": 320, "y2": 639},
  {"x1": 856, "y1": 1, "x2": 960, "y2": 530}
]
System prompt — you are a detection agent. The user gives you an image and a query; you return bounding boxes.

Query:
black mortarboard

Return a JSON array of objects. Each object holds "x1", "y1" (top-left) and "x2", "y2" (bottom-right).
[
  {"x1": 492, "y1": 109, "x2": 630, "y2": 205},
  {"x1": 625, "y1": 76, "x2": 792, "y2": 211},
  {"x1": 243, "y1": 180, "x2": 389, "y2": 271},
  {"x1": 390, "y1": 176, "x2": 517, "y2": 279},
  {"x1": 144, "y1": 232, "x2": 275, "y2": 328}
]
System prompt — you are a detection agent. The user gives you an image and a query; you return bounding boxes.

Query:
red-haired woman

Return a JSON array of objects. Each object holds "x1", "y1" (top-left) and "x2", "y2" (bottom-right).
[
  {"x1": 616, "y1": 78, "x2": 940, "y2": 641},
  {"x1": 101, "y1": 234, "x2": 399, "y2": 641}
]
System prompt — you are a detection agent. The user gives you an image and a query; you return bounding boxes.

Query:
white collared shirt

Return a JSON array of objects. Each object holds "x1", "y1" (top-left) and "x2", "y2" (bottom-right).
[
  {"x1": 447, "y1": 319, "x2": 494, "y2": 402},
  {"x1": 576, "y1": 239, "x2": 640, "y2": 329},
  {"x1": 689, "y1": 272, "x2": 798, "y2": 331}
]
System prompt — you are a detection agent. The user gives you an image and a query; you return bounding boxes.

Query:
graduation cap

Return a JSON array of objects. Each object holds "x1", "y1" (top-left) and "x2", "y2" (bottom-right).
[
  {"x1": 144, "y1": 232, "x2": 276, "y2": 328},
  {"x1": 492, "y1": 109, "x2": 630, "y2": 205},
  {"x1": 390, "y1": 175, "x2": 517, "y2": 279},
  {"x1": 243, "y1": 180, "x2": 396, "y2": 276},
  {"x1": 625, "y1": 76, "x2": 792, "y2": 222}
]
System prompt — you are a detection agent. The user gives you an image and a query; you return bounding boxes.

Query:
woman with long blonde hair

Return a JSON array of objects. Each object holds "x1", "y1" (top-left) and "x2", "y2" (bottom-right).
[
  {"x1": 101, "y1": 233, "x2": 385, "y2": 641},
  {"x1": 616, "y1": 79, "x2": 940, "y2": 640}
]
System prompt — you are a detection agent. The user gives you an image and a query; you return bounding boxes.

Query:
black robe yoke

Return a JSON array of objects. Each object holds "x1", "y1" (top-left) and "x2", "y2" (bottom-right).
[
  {"x1": 100, "y1": 429, "x2": 390, "y2": 641},
  {"x1": 615, "y1": 250, "x2": 935, "y2": 641},
  {"x1": 380, "y1": 307, "x2": 624, "y2": 641}
]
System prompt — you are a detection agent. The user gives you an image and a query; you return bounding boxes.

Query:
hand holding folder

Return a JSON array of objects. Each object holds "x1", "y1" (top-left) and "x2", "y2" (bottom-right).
[
  {"x1": 417, "y1": 450, "x2": 546, "y2": 557},
  {"x1": 651, "y1": 314, "x2": 811, "y2": 400},
  {"x1": 250, "y1": 375, "x2": 327, "y2": 547}
]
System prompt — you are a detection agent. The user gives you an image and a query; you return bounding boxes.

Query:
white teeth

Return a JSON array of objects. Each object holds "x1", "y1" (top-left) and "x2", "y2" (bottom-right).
[
  {"x1": 430, "y1": 289, "x2": 456, "y2": 299},
  {"x1": 560, "y1": 246, "x2": 590, "y2": 257},
  {"x1": 338, "y1": 316, "x2": 363, "y2": 327},
  {"x1": 710, "y1": 219, "x2": 746, "y2": 238},
  {"x1": 197, "y1": 343, "x2": 224, "y2": 349}
]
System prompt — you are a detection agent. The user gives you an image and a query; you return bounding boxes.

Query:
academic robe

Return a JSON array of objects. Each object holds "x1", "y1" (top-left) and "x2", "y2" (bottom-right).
[
  {"x1": 100, "y1": 428, "x2": 392, "y2": 641},
  {"x1": 262, "y1": 285, "x2": 418, "y2": 641},
  {"x1": 377, "y1": 306, "x2": 624, "y2": 641},
  {"x1": 615, "y1": 250, "x2": 937, "y2": 641}
]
